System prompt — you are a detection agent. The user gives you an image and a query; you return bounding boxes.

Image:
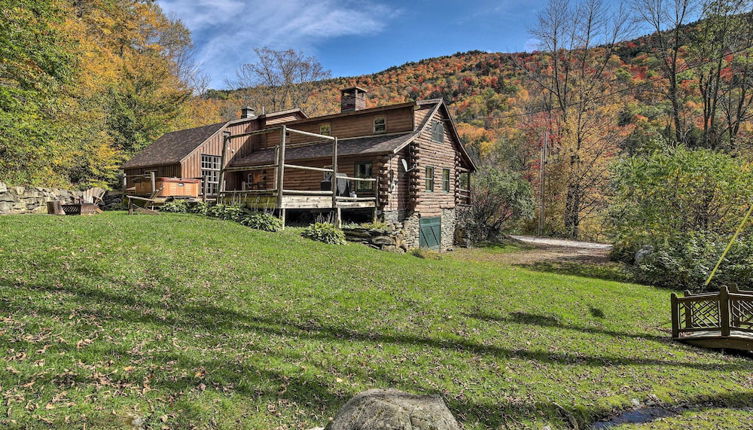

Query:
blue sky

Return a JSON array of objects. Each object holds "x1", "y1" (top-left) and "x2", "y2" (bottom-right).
[{"x1": 157, "y1": 0, "x2": 626, "y2": 89}]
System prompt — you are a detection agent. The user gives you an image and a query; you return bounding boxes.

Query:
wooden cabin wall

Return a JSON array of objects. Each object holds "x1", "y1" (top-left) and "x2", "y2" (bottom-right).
[
  {"x1": 414, "y1": 108, "x2": 457, "y2": 217},
  {"x1": 229, "y1": 155, "x2": 381, "y2": 193},
  {"x1": 382, "y1": 149, "x2": 410, "y2": 212},
  {"x1": 263, "y1": 106, "x2": 415, "y2": 148},
  {"x1": 124, "y1": 164, "x2": 181, "y2": 188},
  {"x1": 181, "y1": 119, "x2": 260, "y2": 180}
]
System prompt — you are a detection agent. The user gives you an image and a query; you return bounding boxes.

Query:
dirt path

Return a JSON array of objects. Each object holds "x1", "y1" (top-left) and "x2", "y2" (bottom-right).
[{"x1": 452, "y1": 235, "x2": 613, "y2": 266}]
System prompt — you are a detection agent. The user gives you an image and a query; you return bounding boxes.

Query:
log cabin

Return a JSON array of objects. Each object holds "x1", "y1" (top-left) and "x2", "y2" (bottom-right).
[{"x1": 123, "y1": 87, "x2": 475, "y2": 250}]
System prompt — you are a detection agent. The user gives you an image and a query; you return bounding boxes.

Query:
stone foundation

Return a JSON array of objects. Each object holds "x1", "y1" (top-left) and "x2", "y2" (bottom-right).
[
  {"x1": 380, "y1": 208, "x2": 458, "y2": 251},
  {"x1": 0, "y1": 182, "x2": 82, "y2": 215},
  {"x1": 440, "y1": 208, "x2": 456, "y2": 251}
]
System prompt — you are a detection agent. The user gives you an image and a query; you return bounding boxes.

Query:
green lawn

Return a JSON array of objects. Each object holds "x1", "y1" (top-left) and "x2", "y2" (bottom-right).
[{"x1": 1, "y1": 213, "x2": 751, "y2": 429}]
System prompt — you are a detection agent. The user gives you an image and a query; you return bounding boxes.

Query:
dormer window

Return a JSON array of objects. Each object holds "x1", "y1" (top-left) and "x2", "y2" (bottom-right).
[
  {"x1": 373, "y1": 117, "x2": 386, "y2": 134},
  {"x1": 432, "y1": 122, "x2": 444, "y2": 143},
  {"x1": 319, "y1": 123, "x2": 331, "y2": 136}
]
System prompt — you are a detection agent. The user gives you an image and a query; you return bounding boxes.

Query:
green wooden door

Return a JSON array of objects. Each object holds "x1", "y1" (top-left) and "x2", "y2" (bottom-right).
[{"x1": 419, "y1": 217, "x2": 441, "y2": 250}]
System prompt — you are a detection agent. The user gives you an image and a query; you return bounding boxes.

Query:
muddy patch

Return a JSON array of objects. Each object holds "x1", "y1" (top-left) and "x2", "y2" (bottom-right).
[{"x1": 592, "y1": 406, "x2": 674, "y2": 428}]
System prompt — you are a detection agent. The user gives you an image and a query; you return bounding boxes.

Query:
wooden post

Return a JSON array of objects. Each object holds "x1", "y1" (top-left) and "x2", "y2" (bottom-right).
[
  {"x1": 670, "y1": 293, "x2": 679, "y2": 338},
  {"x1": 218, "y1": 131, "x2": 230, "y2": 201},
  {"x1": 331, "y1": 136, "x2": 339, "y2": 227},
  {"x1": 277, "y1": 126, "x2": 286, "y2": 229},
  {"x1": 150, "y1": 171, "x2": 156, "y2": 195},
  {"x1": 720, "y1": 286, "x2": 731, "y2": 337}
]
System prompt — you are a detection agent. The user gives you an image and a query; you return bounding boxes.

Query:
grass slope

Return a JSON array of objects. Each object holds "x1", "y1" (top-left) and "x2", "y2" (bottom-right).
[{"x1": 1, "y1": 213, "x2": 751, "y2": 429}]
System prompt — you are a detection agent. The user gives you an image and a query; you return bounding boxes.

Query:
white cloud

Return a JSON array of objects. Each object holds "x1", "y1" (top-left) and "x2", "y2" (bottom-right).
[
  {"x1": 523, "y1": 37, "x2": 540, "y2": 52},
  {"x1": 157, "y1": 0, "x2": 397, "y2": 88}
]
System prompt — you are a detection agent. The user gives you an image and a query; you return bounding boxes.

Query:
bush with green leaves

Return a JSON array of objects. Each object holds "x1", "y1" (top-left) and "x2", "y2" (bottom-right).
[
  {"x1": 457, "y1": 167, "x2": 534, "y2": 243},
  {"x1": 160, "y1": 200, "x2": 189, "y2": 213},
  {"x1": 608, "y1": 147, "x2": 753, "y2": 290},
  {"x1": 188, "y1": 201, "x2": 209, "y2": 215},
  {"x1": 301, "y1": 222, "x2": 346, "y2": 245},
  {"x1": 205, "y1": 204, "x2": 245, "y2": 221},
  {"x1": 630, "y1": 232, "x2": 753, "y2": 291},
  {"x1": 240, "y1": 212, "x2": 283, "y2": 232}
]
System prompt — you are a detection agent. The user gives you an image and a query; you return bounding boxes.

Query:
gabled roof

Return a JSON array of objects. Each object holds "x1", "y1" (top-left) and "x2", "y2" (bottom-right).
[
  {"x1": 229, "y1": 133, "x2": 415, "y2": 166},
  {"x1": 414, "y1": 99, "x2": 478, "y2": 172},
  {"x1": 123, "y1": 122, "x2": 227, "y2": 169}
]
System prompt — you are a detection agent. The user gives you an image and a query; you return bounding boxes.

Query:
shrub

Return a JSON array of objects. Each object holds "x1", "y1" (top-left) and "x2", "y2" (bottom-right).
[
  {"x1": 608, "y1": 147, "x2": 753, "y2": 290},
  {"x1": 458, "y1": 167, "x2": 534, "y2": 243},
  {"x1": 205, "y1": 204, "x2": 245, "y2": 221},
  {"x1": 240, "y1": 212, "x2": 283, "y2": 232},
  {"x1": 160, "y1": 200, "x2": 189, "y2": 213},
  {"x1": 301, "y1": 222, "x2": 346, "y2": 245},
  {"x1": 608, "y1": 147, "x2": 753, "y2": 256},
  {"x1": 188, "y1": 201, "x2": 209, "y2": 215},
  {"x1": 629, "y1": 232, "x2": 753, "y2": 291}
]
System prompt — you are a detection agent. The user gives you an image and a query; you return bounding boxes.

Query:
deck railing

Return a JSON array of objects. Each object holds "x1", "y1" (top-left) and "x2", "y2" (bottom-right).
[
  {"x1": 218, "y1": 125, "x2": 378, "y2": 226},
  {"x1": 671, "y1": 286, "x2": 753, "y2": 338}
]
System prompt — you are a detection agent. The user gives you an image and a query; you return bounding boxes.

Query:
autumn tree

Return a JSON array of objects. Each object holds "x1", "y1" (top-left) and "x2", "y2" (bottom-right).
[
  {"x1": 689, "y1": 0, "x2": 753, "y2": 150},
  {"x1": 524, "y1": 0, "x2": 634, "y2": 238},
  {"x1": 632, "y1": 0, "x2": 700, "y2": 144},
  {"x1": 230, "y1": 48, "x2": 331, "y2": 115}
]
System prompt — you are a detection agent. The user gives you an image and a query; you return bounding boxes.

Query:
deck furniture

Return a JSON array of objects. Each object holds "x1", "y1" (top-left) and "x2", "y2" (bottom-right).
[
  {"x1": 83, "y1": 187, "x2": 106, "y2": 205},
  {"x1": 671, "y1": 286, "x2": 753, "y2": 351}
]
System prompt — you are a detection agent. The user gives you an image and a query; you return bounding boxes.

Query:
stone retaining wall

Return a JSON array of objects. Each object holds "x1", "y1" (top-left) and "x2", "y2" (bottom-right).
[
  {"x1": 0, "y1": 182, "x2": 82, "y2": 215},
  {"x1": 342, "y1": 227, "x2": 407, "y2": 253}
]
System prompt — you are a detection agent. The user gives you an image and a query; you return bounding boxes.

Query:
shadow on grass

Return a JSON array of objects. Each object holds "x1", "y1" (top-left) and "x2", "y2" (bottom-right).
[
  {"x1": 515, "y1": 257, "x2": 636, "y2": 284},
  {"x1": 6, "y1": 280, "x2": 744, "y2": 370},
  {"x1": 466, "y1": 311, "x2": 669, "y2": 343},
  {"x1": 4, "y1": 278, "x2": 753, "y2": 429}
]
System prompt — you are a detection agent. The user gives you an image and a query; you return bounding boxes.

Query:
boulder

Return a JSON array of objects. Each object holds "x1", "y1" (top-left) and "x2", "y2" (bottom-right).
[
  {"x1": 0, "y1": 181, "x2": 6, "y2": 193},
  {"x1": 326, "y1": 389, "x2": 461, "y2": 430}
]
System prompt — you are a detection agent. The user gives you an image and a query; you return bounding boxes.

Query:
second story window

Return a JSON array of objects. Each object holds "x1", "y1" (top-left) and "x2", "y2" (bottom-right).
[
  {"x1": 432, "y1": 122, "x2": 444, "y2": 143},
  {"x1": 425, "y1": 166, "x2": 435, "y2": 192},
  {"x1": 319, "y1": 123, "x2": 331, "y2": 136},
  {"x1": 442, "y1": 168, "x2": 450, "y2": 192},
  {"x1": 373, "y1": 116, "x2": 386, "y2": 134}
]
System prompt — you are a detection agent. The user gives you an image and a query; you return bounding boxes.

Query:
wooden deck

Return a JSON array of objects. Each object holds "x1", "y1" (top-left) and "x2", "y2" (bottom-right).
[
  {"x1": 217, "y1": 125, "x2": 377, "y2": 224},
  {"x1": 671, "y1": 287, "x2": 753, "y2": 352}
]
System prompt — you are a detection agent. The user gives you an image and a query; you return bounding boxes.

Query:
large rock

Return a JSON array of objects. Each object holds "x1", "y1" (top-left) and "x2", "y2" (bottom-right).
[{"x1": 326, "y1": 389, "x2": 460, "y2": 430}]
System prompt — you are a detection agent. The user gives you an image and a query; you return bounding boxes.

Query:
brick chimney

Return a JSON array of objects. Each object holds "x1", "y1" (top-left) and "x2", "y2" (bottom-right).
[
  {"x1": 340, "y1": 87, "x2": 367, "y2": 112},
  {"x1": 240, "y1": 106, "x2": 255, "y2": 119}
]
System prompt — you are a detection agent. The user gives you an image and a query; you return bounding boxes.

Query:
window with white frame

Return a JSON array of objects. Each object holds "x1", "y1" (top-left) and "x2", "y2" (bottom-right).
[
  {"x1": 373, "y1": 117, "x2": 386, "y2": 134},
  {"x1": 442, "y1": 168, "x2": 450, "y2": 192},
  {"x1": 425, "y1": 166, "x2": 435, "y2": 192},
  {"x1": 201, "y1": 154, "x2": 221, "y2": 195}
]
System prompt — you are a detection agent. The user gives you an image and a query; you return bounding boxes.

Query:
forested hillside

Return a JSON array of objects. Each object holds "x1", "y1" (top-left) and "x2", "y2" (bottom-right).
[
  {"x1": 207, "y1": 3, "x2": 753, "y2": 240},
  {"x1": 4, "y1": 0, "x2": 753, "y2": 244}
]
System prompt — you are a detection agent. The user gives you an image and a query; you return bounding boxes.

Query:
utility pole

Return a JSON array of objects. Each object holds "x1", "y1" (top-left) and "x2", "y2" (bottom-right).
[{"x1": 538, "y1": 130, "x2": 548, "y2": 236}]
